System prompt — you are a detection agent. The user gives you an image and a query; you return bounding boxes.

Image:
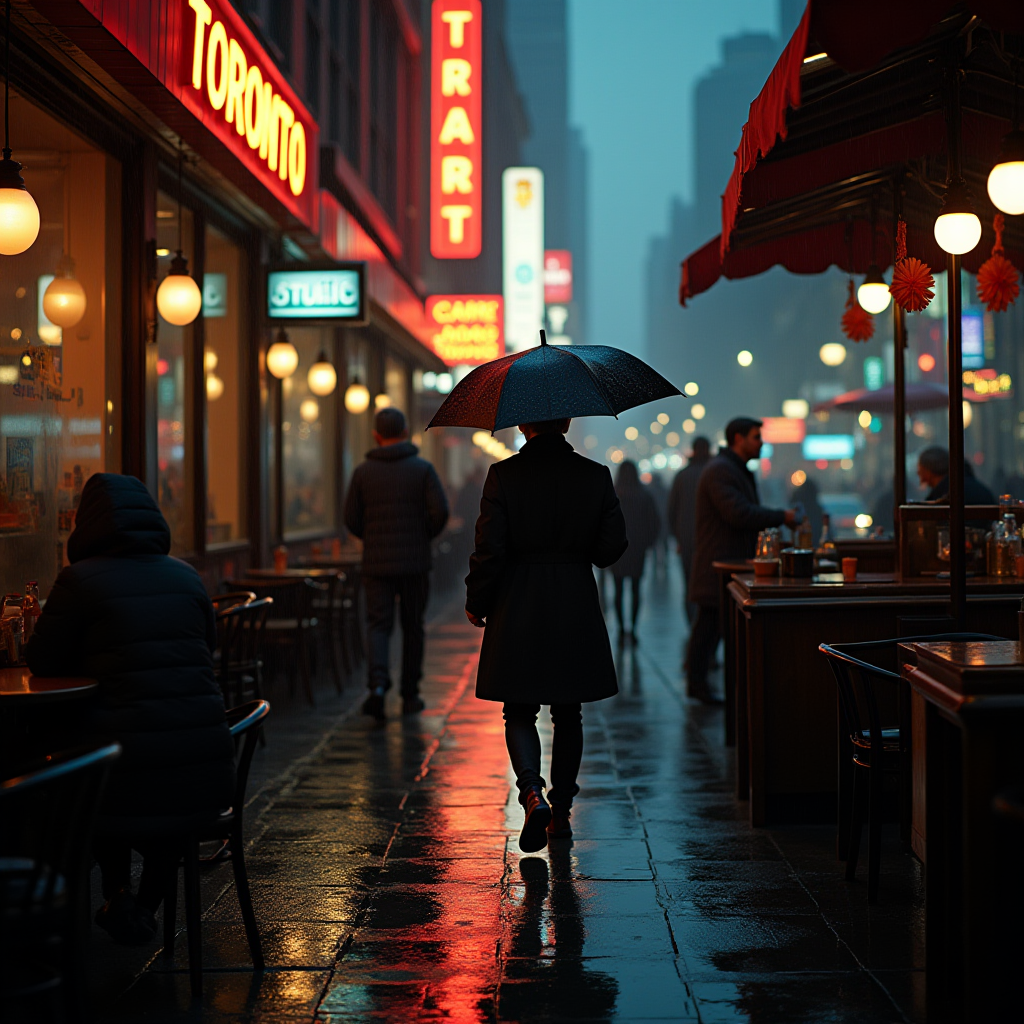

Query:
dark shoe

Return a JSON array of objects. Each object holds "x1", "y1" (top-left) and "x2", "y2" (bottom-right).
[
  {"x1": 546, "y1": 813, "x2": 573, "y2": 840},
  {"x1": 402, "y1": 696, "x2": 425, "y2": 715},
  {"x1": 94, "y1": 889, "x2": 157, "y2": 946},
  {"x1": 362, "y1": 687, "x2": 386, "y2": 720},
  {"x1": 518, "y1": 785, "x2": 552, "y2": 853}
]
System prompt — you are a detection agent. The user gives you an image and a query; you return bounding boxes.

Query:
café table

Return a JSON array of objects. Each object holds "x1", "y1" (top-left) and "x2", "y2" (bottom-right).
[
  {"x1": 243, "y1": 567, "x2": 344, "y2": 580},
  {"x1": 726, "y1": 571, "x2": 1021, "y2": 826},
  {"x1": 901, "y1": 640, "x2": 1024, "y2": 1023},
  {"x1": 0, "y1": 667, "x2": 98, "y2": 703}
]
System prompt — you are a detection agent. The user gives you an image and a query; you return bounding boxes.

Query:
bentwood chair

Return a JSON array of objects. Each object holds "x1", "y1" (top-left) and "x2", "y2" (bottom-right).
[
  {"x1": 211, "y1": 591, "x2": 255, "y2": 615},
  {"x1": 215, "y1": 597, "x2": 272, "y2": 713},
  {"x1": 0, "y1": 743, "x2": 121, "y2": 1022},
  {"x1": 820, "y1": 633, "x2": 1002, "y2": 903},
  {"x1": 162, "y1": 700, "x2": 270, "y2": 999}
]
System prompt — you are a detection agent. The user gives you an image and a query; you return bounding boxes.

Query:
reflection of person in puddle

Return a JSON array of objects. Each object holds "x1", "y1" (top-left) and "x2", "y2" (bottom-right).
[
  {"x1": 502, "y1": 856, "x2": 618, "y2": 1017},
  {"x1": 465, "y1": 419, "x2": 627, "y2": 852}
]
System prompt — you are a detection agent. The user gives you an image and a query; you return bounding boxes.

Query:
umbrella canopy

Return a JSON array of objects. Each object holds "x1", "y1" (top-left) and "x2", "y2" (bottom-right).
[
  {"x1": 814, "y1": 383, "x2": 952, "y2": 414},
  {"x1": 428, "y1": 334, "x2": 681, "y2": 433}
]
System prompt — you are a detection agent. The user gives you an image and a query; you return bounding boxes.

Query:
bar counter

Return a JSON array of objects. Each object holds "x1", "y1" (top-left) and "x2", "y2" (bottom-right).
[{"x1": 726, "y1": 571, "x2": 1022, "y2": 825}]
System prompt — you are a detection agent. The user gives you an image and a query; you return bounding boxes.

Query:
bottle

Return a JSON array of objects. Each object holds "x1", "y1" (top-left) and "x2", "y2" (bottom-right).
[
  {"x1": 273, "y1": 544, "x2": 288, "y2": 573},
  {"x1": 796, "y1": 516, "x2": 813, "y2": 550},
  {"x1": 22, "y1": 582, "x2": 40, "y2": 641},
  {"x1": 815, "y1": 514, "x2": 838, "y2": 566},
  {"x1": 996, "y1": 513, "x2": 1021, "y2": 577}
]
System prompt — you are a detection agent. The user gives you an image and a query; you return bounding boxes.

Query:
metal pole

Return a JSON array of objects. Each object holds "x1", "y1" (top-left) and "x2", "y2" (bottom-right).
[
  {"x1": 947, "y1": 252, "x2": 966, "y2": 626},
  {"x1": 892, "y1": 176, "x2": 907, "y2": 553}
]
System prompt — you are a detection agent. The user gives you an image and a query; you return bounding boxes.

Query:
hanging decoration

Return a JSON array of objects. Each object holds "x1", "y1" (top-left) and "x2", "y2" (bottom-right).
[
  {"x1": 889, "y1": 218, "x2": 934, "y2": 312},
  {"x1": 841, "y1": 279, "x2": 874, "y2": 342},
  {"x1": 976, "y1": 213, "x2": 1020, "y2": 313}
]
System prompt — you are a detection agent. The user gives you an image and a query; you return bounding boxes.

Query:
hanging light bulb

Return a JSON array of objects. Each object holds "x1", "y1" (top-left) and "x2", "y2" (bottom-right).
[
  {"x1": 204, "y1": 347, "x2": 218, "y2": 372},
  {"x1": 205, "y1": 373, "x2": 224, "y2": 401},
  {"x1": 42, "y1": 254, "x2": 86, "y2": 328},
  {"x1": 266, "y1": 328, "x2": 299, "y2": 379},
  {"x1": 156, "y1": 251, "x2": 203, "y2": 325},
  {"x1": 307, "y1": 351, "x2": 337, "y2": 396},
  {"x1": 0, "y1": 0, "x2": 39, "y2": 255},
  {"x1": 934, "y1": 180, "x2": 982, "y2": 255},
  {"x1": 857, "y1": 263, "x2": 891, "y2": 314},
  {"x1": 344, "y1": 376, "x2": 370, "y2": 414},
  {"x1": 374, "y1": 393, "x2": 392, "y2": 410},
  {"x1": 299, "y1": 397, "x2": 319, "y2": 422},
  {"x1": 987, "y1": 129, "x2": 1024, "y2": 216}
]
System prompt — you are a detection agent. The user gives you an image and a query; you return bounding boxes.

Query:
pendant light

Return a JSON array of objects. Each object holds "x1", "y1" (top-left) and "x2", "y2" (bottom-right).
[
  {"x1": 307, "y1": 351, "x2": 337, "y2": 396},
  {"x1": 266, "y1": 327, "x2": 299, "y2": 379},
  {"x1": 934, "y1": 179, "x2": 982, "y2": 255},
  {"x1": 344, "y1": 376, "x2": 370, "y2": 414},
  {"x1": 0, "y1": 0, "x2": 39, "y2": 255},
  {"x1": 205, "y1": 373, "x2": 224, "y2": 400},
  {"x1": 43, "y1": 158, "x2": 86, "y2": 329},
  {"x1": 857, "y1": 204, "x2": 891, "y2": 315},
  {"x1": 988, "y1": 62, "x2": 1024, "y2": 216},
  {"x1": 156, "y1": 141, "x2": 202, "y2": 326}
]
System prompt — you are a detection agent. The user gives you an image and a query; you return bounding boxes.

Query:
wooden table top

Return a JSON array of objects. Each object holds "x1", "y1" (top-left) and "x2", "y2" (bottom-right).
[
  {"x1": 244, "y1": 567, "x2": 343, "y2": 579},
  {"x1": 902, "y1": 640, "x2": 1024, "y2": 708},
  {"x1": 730, "y1": 572, "x2": 1024, "y2": 604},
  {"x1": 0, "y1": 668, "x2": 98, "y2": 701}
]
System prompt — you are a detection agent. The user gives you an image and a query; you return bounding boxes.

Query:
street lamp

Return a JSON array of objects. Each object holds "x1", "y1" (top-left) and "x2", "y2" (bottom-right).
[{"x1": 987, "y1": 130, "x2": 1024, "y2": 216}]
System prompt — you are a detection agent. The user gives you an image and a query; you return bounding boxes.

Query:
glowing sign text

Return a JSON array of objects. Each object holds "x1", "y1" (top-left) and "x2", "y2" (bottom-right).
[{"x1": 426, "y1": 294, "x2": 503, "y2": 365}]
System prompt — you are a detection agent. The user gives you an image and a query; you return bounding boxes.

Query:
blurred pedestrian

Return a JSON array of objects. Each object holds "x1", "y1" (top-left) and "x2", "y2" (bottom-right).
[
  {"x1": 789, "y1": 476, "x2": 825, "y2": 542},
  {"x1": 917, "y1": 446, "x2": 996, "y2": 504},
  {"x1": 26, "y1": 474, "x2": 235, "y2": 946},
  {"x1": 668, "y1": 436, "x2": 711, "y2": 627},
  {"x1": 645, "y1": 471, "x2": 670, "y2": 573},
  {"x1": 345, "y1": 407, "x2": 449, "y2": 720},
  {"x1": 688, "y1": 419, "x2": 795, "y2": 704},
  {"x1": 465, "y1": 418, "x2": 627, "y2": 852},
  {"x1": 610, "y1": 460, "x2": 661, "y2": 643}
]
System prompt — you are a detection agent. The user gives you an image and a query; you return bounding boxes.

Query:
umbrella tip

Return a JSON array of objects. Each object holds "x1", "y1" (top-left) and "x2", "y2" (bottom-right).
[{"x1": 539, "y1": 329, "x2": 547, "y2": 347}]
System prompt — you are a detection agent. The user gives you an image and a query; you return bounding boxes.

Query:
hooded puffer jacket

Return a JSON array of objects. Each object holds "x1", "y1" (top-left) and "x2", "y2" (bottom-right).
[{"x1": 26, "y1": 473, "x2": 234, "y2": 827}]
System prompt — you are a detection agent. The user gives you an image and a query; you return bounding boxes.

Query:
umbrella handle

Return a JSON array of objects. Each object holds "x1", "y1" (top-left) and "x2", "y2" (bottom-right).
[{"x1": 539, "y1": 329, "x2": 547, "y2": 346}]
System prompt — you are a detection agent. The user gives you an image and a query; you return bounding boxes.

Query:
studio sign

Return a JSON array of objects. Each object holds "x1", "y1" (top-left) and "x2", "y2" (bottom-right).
[
  {"x1": 187, "y1": 0, "x2": 307, "y2": 198},
  {"x1": 267, "y1": 267, "x2": 366, "y2": 322}
]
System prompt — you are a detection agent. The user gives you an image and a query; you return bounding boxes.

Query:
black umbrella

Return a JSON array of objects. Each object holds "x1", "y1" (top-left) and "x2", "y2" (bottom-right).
[{"x1": 428, "y1": 332, "x2": 681, "y2": 432}]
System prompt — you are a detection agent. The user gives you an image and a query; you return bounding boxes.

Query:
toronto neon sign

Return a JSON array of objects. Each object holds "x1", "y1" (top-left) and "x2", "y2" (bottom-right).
[
  {"x1": 186, "y1": 0, "x2": 309, "y2": 199},
  {"x1": 431, "y1": 0, "x2": 482, "y2": 259}
]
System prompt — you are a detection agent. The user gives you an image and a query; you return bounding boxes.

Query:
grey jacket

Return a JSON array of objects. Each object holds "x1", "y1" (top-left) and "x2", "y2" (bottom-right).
[
  {"x1": 689, "y1": 449, "x2": 786, "y2": 606},
  {"x1": 344, "y1": 442, "x2": 449, "y2": 576},
  {"x1": 667, "y1": 456, "x2": 710, "y2": 572}
]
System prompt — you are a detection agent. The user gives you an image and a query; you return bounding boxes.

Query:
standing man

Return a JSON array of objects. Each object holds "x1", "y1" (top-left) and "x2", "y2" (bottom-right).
[
  {"x1": 465, "y1": 418, "x2": 627, "y2": 852},
  {"x1": 687, "y1": 418, "x2": 795, "y2": 704},
  {"x1": 667, "y1": 436, "x2": 711, "y2": 629},
  {"x1": 345, "y1": 407, "x2": 449, "y2": 720}
]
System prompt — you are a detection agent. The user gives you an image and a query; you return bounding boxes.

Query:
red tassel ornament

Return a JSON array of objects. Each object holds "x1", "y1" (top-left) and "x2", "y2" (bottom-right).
[
  {"x1": 889, "y1": 219, "x2": 934, "y2": 312},
  {"x1": 976, "y1": 214, "x2": 1020, "y2": 313},
  {"x1": 841, "y1": 279, "x2": 875, "y2": 342}
]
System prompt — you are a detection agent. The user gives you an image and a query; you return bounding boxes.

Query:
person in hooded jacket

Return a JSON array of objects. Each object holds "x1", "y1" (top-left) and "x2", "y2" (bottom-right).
[
  {"x1": 345, "y1": 407, "x2": 449, "y2": 719},
  {"x1": 26, "y1": 474, "x2": 235, "y2": 945},
  {"x1": 466, "y1": 418, "x2": 627, "y2": 853}
]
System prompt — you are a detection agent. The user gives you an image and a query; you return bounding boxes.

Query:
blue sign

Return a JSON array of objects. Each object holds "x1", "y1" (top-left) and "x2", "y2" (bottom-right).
[
  {"x1": 203, "y1": 273, "x2": 228, "y2": 318},
  {"x1": 267, "y1": 263, "x2": 367, "y2": 323},
  {"x1": 803, "y1": 434, "x2": 855, "y2": 461},
  {"x1": 962, "y1": 311, "x2": 984, "y2": 369},
  {"x1": 863, "y1": 356, "x2": 884, "y2": 391}
]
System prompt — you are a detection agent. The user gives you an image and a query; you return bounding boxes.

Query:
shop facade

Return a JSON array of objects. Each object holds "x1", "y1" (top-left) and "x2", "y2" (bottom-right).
[{"x1": 0, "y1": 0, "x2": 444, "y2": 597}]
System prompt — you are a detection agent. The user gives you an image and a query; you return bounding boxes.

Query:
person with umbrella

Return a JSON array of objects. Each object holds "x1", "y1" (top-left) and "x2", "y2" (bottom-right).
[{"x1": 431, "y1": 332, "x2": 679, "y2": 852}]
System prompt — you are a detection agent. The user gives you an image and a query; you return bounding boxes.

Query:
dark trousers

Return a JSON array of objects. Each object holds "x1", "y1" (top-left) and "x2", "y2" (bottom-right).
[
  {"x1": 681, "y1": 553, "x2": 697, "y2": 626},
  {"x1": 93, "y1": 836, "x2": 177, "y2": 911},
  {"x1": 688, "y1": 604, "x2": 720, "y2": 692},
  {"x1": 364, "y1": 573, "x2": 430, "y2": 696},
  {"x1": 613, "y1": 575, "x2": 642, "y2": 631},
  {"x1": 503, "y1": 703, "x2": 583, "y2": 813}
]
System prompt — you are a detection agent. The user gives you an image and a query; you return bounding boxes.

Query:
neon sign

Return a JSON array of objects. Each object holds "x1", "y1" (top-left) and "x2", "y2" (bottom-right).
[
  {"x1": 426, "y1": 295, "x2": 503, "y2": 365},
  {"x1": 431, "y1": 0, "x2": 482, "y2": 259}
]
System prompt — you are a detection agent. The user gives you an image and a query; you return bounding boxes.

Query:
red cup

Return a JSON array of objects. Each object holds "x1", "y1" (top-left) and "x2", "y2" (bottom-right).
[{"x1": 842, "y1": 557, "x2": 858, "y2": 581}]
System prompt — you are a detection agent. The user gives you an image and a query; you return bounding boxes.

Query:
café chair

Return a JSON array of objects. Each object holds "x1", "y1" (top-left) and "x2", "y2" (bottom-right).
[
  {"x1": 339, "y1": 567, "x2": 365, "y2": 668},
  {"x1": 162, "y1": 699, "x2": 270, "y2": 999},
  {"x1": 820, "y1": 632, "x2": 1002, "y2": 903},
  {"x1": 215, "y1": 597, "x2": 272, "y2": 714},
  {"x1": 306, "y1": 573, "x2": 344, "y2": 693},
  {"x1": 0, "y1": 742, "x2": 121, "y2": 1021},
  {"x1": 211, "y1": 591, "x2": 255, "y2": 614}
]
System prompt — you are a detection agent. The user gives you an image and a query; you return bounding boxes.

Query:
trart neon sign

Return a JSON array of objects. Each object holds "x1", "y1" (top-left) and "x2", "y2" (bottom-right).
[
  {"x1": 187, "y1": 0, "x2": 308, "y2": 197},
  {"x1": 431, "y1": 0, "x2": 482, "y2": 259}
]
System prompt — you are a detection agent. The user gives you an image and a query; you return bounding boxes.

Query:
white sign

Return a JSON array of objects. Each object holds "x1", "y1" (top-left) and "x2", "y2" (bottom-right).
[{"x1": 502, "y1": 167, "x2": 544, "y2": 353}]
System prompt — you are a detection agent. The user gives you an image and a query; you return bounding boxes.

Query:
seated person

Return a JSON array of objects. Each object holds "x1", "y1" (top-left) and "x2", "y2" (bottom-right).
[
  {"x1": 26, "y1": 474, "x2": 235, "y2": 945},
  {"x1": 917, "y1": 446, "x2": 996, "y2": 505}
]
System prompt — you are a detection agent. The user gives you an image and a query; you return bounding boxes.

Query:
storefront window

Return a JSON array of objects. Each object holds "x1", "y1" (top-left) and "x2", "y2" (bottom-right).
[
  {"x1": 204, "y1": 224, "x2": 246, "y2": 545},
  {"x1": 283, "y1": 328, "x2": 336, "y2": 536},
  {"x1": 0, "y1": 93, "x2": 121, "y2": 595},
  {"x1": 385, "y1": 354, "x2": 409, "y2": 414},
  {"x1": 156, "y1": 192, "x2": 195, "y2": 554},
  {"x1": 344, "y1": 335, "x2": 371, "y2": 485}
]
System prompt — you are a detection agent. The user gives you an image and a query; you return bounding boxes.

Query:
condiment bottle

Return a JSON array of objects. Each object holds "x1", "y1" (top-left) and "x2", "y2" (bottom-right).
[
  {"x1": 22, "y1": 582, "x2": 40, "y2": 641},
  {"x1": 273, "y1": 545, "x2": 288, "y2": 573}
]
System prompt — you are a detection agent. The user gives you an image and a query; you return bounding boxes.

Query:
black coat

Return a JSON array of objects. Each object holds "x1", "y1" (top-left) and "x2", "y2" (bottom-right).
[
  {"x1": 25, "y1": 474, "x2": 234, "y2": 829},
  {"x1": 667, "y1": 456, "x2": 710, "y2": 573},
  {"x1": 344, "y1": 442, "x2": 449, "y2": 577},
  {"x1": 610, "y1": 484, "x2": 660, "y2": 579},
  {"x1": 926, "y1": 473, "x2": 996, "y2": 505},
  {"x1": 466, "y1": 433, "x2": 627, "y2": 704},
  {"x1": 689, "y1": 450, "x2": 786, "y2": 606}
]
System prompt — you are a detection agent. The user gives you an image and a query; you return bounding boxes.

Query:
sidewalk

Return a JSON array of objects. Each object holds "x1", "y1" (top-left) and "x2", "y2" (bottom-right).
[{"x1": 89, "y1": 565, "x2": 924, "y2": 1023}]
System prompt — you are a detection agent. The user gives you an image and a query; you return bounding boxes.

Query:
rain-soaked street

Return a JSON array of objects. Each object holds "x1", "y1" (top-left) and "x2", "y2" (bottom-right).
[{"x1": 87, "y1": 563, "x2": 925, "y2": 1024}]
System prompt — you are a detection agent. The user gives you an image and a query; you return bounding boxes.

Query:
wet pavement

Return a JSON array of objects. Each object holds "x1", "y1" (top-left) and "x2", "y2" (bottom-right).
[{"x1": 88, "y1": 562, "x2": 925, "y2": 1023}]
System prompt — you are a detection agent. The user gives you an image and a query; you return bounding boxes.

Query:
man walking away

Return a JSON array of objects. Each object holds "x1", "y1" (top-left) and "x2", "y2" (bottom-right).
[
  {"x1": 667, "y1": 436, "x2": 711, "y2": 628},
  {"x1": 688, "y1": 419, "x2": 795, "y2": 704},
  {"x1": 345, "y1": 408, "x2": 449, "y2": 720}
]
